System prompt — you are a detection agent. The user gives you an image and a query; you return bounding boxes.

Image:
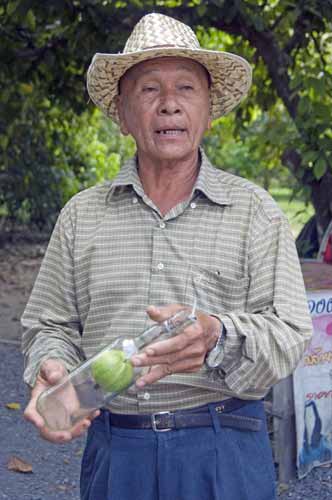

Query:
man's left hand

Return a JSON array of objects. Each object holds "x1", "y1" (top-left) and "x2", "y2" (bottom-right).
[{"x1": 131, "y1": 304, "x2": 221, "y2": 387}]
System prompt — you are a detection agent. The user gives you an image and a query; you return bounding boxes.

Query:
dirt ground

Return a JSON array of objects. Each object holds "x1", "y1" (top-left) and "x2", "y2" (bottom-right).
[
  {"x1": 1, "y1": 236, "x2": 332, "y2": 498},
  {"x1": 0, "y1": 238, "x2": 45, "y2": 344},
  {"x1": 0, "y1": 236, "x2": 85, "y2": 500}
]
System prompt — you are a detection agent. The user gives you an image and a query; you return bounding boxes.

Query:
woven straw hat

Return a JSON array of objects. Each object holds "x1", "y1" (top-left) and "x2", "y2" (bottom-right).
[{"x1": 87, "y1": 13, "x2": 252, "y2": 123}]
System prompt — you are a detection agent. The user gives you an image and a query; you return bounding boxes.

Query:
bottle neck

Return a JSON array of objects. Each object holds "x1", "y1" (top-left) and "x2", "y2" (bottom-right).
[{"x1": 135, "y1": 323, "x2": 164, "y2": 350}]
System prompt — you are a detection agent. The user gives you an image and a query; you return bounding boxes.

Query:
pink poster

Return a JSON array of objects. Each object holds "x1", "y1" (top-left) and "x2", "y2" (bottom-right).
[{"x1": 293, "y1": 290, "x2": 332, "y2": 478}]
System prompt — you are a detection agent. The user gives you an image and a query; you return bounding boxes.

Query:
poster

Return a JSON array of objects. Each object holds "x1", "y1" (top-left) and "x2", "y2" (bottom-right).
[{"x1": 293, "y1": 288, "x2": 332, "y2": 478}]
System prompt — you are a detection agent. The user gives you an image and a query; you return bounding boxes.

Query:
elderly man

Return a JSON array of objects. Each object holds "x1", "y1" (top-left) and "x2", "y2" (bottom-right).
[{"x1": 22, "y1": 13, "x2": 312, "y2": 500}]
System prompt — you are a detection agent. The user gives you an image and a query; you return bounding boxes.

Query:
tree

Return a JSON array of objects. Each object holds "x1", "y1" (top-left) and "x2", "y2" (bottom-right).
[{"x1": 1, "y1": 0, "x2": 332, "y2": 244}]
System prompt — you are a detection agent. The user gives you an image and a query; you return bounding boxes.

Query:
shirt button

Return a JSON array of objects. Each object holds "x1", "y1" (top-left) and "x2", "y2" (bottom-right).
[
  {"x1": 143, "y1": 392, "x2": 150, "y2": 400},
  {"x1": 159, "y1": 222, "x2": 166, "y2": 229},
  {"x1": 132, "y1": 197, "x2": 138, "y2": 204},
  {"x1": 157, "y1": 262, "x2": 164, "y2": 270},
  {"x1": 190, "y1": 202, "x2": 197, "y2": 209}
]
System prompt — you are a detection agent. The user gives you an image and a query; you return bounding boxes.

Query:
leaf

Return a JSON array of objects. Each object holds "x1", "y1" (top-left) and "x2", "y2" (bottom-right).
[
  {"x1": 314, "y1": 157, "x2": 327, "y2": 179},
  {"x1": 6, "y1": 1, "x2": 19, "y2": 16},
  {"x1": 302, "y1": 150, "x2": 319, "y2": 164},
  {"x1": 56, "y1": 484, "x2": 71, "y2": 491},
  {"x1": 26, "y1": 9, "x2": 36, "y2": 31},
  {"x1": 197, "y1": 4, "x2": 207, "y2": 16},
  {"x1": 19, "y1": 83, "x2": 33, "y2": 95},
  {"x1": 0, "y1": 135, "x2": 9, "y2": 150},
  {"x1": 5, "y1": 402, "x2": 21, "y2": 410},
  {"x1": 7, "y1": 456, "x2": 33, "y2": 473}
]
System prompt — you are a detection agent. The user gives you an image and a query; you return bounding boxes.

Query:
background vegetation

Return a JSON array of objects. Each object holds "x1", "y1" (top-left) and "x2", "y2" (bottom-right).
[{"x1": 1, "y1": 0, "x2": 331, "y2": 251}]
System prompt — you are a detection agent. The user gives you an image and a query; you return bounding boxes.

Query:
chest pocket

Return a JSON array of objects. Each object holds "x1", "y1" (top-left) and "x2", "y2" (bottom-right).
[{"x1": 186, "y1": 266, "x2": 249, "y2": 315}]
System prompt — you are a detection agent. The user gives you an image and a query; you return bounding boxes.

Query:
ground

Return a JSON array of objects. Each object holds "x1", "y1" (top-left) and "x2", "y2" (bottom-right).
[
  {"x1": 1, "y1": 237, "x2": 332, "y2": 499},
  {"x1": 0, "y1": 237, "x2": 84, "y2": 500},
  {"x1": 0, "y1": 239, "x2": 45, "y2": 346}
]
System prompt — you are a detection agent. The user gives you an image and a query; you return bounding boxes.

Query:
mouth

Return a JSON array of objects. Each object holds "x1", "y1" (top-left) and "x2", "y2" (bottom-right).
[{"x1": 155, "y1": 128, "x2": 186, "y2": 135}]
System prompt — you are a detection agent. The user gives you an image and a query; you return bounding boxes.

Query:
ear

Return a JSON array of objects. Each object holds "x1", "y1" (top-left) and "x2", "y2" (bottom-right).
[{"x1": 115, "y1": 95, "x2": 129, "y2": 136}]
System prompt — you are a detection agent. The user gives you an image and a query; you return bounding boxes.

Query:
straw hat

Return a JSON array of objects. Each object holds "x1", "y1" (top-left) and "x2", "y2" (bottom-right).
[{"x1": 87, "y1": 13, "x2": 252, "y2": 123}]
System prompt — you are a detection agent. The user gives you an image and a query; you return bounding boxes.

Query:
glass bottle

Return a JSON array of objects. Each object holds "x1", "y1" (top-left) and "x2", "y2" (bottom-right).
[{"x1": 37, "y1": 308, "x2": 196, "y2": 431}]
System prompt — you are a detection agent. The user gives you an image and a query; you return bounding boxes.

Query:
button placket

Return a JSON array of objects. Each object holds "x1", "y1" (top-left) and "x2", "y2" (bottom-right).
[{"x1": 149, "y1": 216, "x2": 169, "y2": 306}]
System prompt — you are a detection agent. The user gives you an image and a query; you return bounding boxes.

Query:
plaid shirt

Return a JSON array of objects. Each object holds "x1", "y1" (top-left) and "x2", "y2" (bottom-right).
[{"x1": 22, "y1": 149, "x2": 312, "y2": 414}]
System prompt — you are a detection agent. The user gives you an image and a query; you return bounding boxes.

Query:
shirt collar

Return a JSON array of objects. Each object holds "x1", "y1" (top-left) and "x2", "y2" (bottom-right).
[
  {"x1": 193, "y1": 148, "x2": 231, "y2": 206},
  {"x1": 105, "y1": 155, "x2": 145, "y2": 203},
  {"x1": 106, "y1": 148, "x2": 231, "y2": 206}
]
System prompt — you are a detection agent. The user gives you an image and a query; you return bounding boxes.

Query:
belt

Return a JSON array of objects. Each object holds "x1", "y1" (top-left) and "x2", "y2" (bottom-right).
[{"x1": 109, "y1": 398, "x2": 261, "y2": 432}]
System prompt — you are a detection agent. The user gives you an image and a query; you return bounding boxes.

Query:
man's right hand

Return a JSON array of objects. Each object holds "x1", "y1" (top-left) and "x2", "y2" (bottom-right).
[{"x1": 24, "y1": 358, "x2": 99, "y2": 443}]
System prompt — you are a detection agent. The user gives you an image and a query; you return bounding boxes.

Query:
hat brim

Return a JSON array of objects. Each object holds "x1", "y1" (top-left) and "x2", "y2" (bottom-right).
[{"x1": 87, "y1": 47, "x2": 252, "y2": 123}]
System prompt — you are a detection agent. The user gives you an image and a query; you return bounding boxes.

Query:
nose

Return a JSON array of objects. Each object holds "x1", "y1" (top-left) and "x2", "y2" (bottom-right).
[{"x1": 157, "y1": 90, "x2": 181, "y2": 116}]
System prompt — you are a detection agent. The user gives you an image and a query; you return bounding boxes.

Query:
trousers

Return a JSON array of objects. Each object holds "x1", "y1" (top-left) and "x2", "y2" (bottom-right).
[{"x1": 80, "y1": 400, "x2": 276, "y2": 500}]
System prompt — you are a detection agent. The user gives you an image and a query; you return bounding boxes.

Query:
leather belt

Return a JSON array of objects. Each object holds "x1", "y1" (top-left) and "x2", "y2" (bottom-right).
[{"x1": 109, "y1": 398, "x2": 261, "y2": 432}]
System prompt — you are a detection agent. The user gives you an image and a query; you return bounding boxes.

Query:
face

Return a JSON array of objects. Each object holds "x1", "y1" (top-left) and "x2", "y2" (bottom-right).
[{"x1": 116, "y1": 57, "x2": 211, "y2": 163}]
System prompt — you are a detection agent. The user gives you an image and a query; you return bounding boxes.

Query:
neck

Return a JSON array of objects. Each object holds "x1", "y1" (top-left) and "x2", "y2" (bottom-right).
[{"x1": 137, "y1": 151, "x2": 200, "y2": 216}]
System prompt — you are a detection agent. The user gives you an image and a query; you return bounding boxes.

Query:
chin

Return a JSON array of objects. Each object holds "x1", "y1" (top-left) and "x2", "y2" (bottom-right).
[{"x1": 154, "y1": 145, "x2": 196, "y2": 162}]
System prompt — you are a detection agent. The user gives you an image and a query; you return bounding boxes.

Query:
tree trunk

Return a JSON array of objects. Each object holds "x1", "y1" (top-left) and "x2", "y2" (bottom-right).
[
  {"x1": 213, "y1": 19, "x2": 332, "y2": 240},
  {"x1": 178, "y1": 6, "x2": 332, "y2": 240},
  {"x1": 311, "y1": 172, "x2": 332, "y2": 241}
]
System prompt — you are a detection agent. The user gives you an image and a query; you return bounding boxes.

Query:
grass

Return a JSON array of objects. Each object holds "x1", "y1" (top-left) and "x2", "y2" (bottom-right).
[{"x1": 269, "y1": 187, "x2": 314, "y2": 238}]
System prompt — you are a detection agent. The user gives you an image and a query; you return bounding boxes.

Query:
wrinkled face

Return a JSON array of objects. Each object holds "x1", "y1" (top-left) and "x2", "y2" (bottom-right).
[{"x1": 116, "y1": 57, "x2": 211, "y2": 163}]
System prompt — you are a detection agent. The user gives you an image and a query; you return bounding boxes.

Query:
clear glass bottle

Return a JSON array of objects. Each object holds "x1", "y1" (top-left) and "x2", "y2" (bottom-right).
[{"x1": 37, "y1": 308, "x2": 196, "y2": 431}]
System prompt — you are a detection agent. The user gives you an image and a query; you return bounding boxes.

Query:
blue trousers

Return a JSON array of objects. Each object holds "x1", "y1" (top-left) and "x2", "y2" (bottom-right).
[{"x1": 80, "y1": 400, "x2": 276, "y2": 500}]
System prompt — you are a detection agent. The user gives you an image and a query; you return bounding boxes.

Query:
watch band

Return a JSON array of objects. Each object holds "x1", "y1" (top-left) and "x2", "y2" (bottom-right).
[{"x1": 205, "y1": 322, "x2": 226, "y2": 369}]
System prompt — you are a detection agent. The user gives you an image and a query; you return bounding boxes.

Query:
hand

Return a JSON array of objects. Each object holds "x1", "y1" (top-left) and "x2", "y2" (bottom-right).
[
  {"x1": 131, "y1": 304, "x2": 221, "y2": 387},
  {"x1": 24, "y1": 358, "x2": 100, "y2": 443}
]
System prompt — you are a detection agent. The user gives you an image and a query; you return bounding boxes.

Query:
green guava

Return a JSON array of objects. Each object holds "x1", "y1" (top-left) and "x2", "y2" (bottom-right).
[{"x1": 91, "y1": 349, "x2": 134, "y2": 393}]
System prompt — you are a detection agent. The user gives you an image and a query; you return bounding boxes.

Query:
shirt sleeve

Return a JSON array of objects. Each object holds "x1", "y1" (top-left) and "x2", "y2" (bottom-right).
[
  {"x1": 21, "y1": 201, "x2": 85, "y2": 387},
  {"x1": 214, "y1": 204, "x2": 313, "y2": 396}
]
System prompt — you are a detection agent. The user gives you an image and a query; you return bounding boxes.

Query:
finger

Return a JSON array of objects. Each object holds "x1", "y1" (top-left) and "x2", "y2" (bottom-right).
[
  {"x1": 24, "y1": 382, "x2": 48, "y2": 428},
  {"x1": 134, "y1": 340, "x2": 207, "y2": 368},
  {"x1": 70, "y1": 410, "x2": 101, "y2": 439},
  {"x1": 39, "y1": 359, "x2": 67, "y2": 385},
  {"x1": 136, "y1": 356, "x2": 203, "y2": 387},
  {"x1": 24, "y1": 400, "x2": 73, "y2": 443},
  {"x1": 139, "y1": 325, "x2": 202, "y2": 359},
  {"x1": 70, "y1": 419, "x2": 92, "y2": 439},
  {"x1": 146, "y1": 304, "x2": 185, "y2": 322},
  {"x1": 130, "y1": 337, "x2": 187, "y2": 366},
  {"x1": 136, "y1": 365, "x2": 170, "y2": 387},
  {"x1": 36, "y1": 408, "x2": 101, "y2": 443},
  {"x1": 39, "y1": 426, "x2": 74, "y2": 443},
  {"x1": 24, "y1": 401, "x2": 45, "y2": 429},
  {"x1": 131, "y1": 336, "x2": 187, "y2": 366}
]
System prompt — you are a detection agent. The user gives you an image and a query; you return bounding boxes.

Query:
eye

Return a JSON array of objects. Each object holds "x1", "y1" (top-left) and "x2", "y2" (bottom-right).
[
  {"x1": 142, "y1": 86, "x2": 158, "y2": 93},
  {"x1": 180, "y1": 85, "x2": 194, "y2": 91}
]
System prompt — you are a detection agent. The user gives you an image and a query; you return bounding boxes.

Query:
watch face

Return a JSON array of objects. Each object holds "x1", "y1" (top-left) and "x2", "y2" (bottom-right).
[{"x1": 206, "y1": 345, "x2": 224, "y2": 369}]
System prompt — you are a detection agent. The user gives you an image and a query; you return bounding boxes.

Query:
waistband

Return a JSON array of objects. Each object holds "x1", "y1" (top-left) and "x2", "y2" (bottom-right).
[{"x1": 108, "y1": 398, "x2": 262, "y2": 432}]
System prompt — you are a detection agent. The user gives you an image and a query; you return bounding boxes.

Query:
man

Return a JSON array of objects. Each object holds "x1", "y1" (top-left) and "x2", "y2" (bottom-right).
[{"x1": 22, "y1": 13, "x2": 312, "y2": 500}]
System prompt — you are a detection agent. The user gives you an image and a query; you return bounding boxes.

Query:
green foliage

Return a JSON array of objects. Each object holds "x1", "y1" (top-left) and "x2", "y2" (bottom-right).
[
  {"x1": 199, "y1": 27, "x2": 298, "y2": 191},
  {"x1": 203, "y1": 106, "x2": 294, "y2": 191},
  {"x1": 1, "y1": 90, "x2": 134, "y2": 228},
  {"x1": 270, "y1": 187, "x2": 314, "y2": 238},
  {"x1": 1, "y1": 0, "x2": 332, "y2": 234}
]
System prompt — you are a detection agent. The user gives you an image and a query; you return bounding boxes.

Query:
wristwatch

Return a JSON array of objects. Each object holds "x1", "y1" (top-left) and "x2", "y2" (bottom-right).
[{"x1": 205, "y1": 322, "x2": 226, "y2": 369}]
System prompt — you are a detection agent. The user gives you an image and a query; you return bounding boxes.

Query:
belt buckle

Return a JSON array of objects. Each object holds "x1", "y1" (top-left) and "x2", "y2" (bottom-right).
[{"x1": 151, "y1": 411, "x2": 172, "y2": 432}]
